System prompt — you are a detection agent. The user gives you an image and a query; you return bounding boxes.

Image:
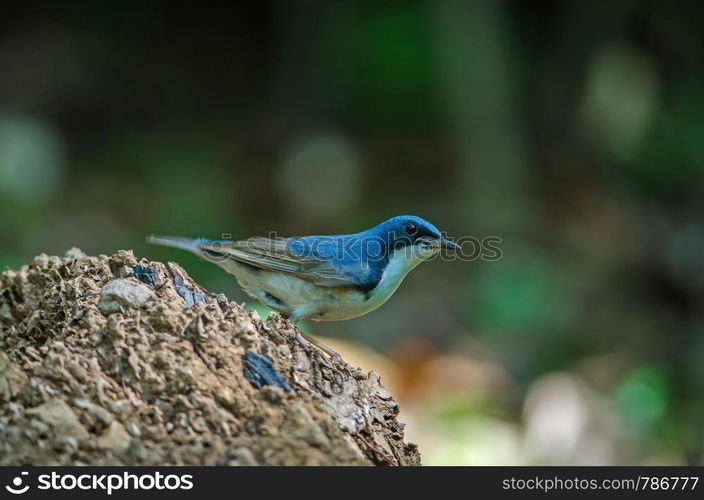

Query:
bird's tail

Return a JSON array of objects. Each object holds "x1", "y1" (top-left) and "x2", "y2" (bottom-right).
[
  {"x1": 147, "y1": 235, "x2": 232, "y2": 262},
  {"x1": 146, "y1": 235, "x2": 205, "y2": 254}
]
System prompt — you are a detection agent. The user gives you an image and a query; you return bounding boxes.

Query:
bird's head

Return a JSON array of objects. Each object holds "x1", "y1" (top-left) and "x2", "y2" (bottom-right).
[{"x1": 373, "y1": 215, "x2": 459, "y2": 261}]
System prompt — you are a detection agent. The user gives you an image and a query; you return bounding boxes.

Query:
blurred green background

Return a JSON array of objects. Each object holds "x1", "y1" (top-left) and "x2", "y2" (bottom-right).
[{"x1": 1, "y1": 1, "x2": 703, "y2": 465}]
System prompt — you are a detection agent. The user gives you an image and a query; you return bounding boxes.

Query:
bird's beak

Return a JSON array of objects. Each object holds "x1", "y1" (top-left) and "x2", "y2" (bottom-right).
[{"x1": 439, "y1": 237, "x2": 460, "y2": 251}]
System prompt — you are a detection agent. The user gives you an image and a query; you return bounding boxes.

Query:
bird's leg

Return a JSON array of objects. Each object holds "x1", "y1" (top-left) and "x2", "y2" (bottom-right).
[
  {"x1": 298, "y1": 331, "x2": 342, "y2": 361},
  {"x1": 286, "y1": 313, "x2": 342, "y2": 361}
]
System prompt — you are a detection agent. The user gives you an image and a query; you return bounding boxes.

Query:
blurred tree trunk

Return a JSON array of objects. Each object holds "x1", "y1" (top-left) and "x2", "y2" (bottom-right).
[{"x1": 432, "y1": 0, "x2": 536, "y2": 237}]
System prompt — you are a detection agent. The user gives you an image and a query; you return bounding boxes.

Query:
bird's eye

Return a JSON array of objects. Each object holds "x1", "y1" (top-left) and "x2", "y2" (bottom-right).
[{"x1": 405, "y1": 222, "x2": 418, "y2": 235}]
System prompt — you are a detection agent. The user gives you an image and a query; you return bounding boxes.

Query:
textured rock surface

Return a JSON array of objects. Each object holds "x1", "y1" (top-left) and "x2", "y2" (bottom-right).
[{"x1": 0, "y1": 249, "x2": 420, "y2": 465}]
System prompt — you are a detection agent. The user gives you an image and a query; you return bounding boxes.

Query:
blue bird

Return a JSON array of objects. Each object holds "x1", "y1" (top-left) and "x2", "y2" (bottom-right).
[{"x1": 148, "y1": 215, "x2": 459, "y2": 358}]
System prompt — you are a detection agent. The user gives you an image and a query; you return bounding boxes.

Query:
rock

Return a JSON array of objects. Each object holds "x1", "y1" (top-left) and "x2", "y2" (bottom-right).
[
  {"x1": 0, "y1": 353, "x2": 28, "y2": 402},
  {"x1": 26, "y1": 399, "x2": 89, "y2": 441},
  {"x1": 65, "y1": 247, "x2": 86, "y2": 260},
  {"x1": 0, "y1": 250, "x2": 420, "y2": 466},
  {"x1": 242, "y1": 351, "x2": 292, "y2": 392},
  {"x1": 368, "y1": 371, "x2": 393, "y2": 400},
  {"x1": 73, "y1": 398, "x2": 114, "y2": 429},
  {"x1": 134, "y1": 265, "x2": 158, "y2": 288},
  {"x1": 96, "y1": 421, "x2": 131, "y2": 452},
  {"x1": 98, "y1": 278, "x2": 154, "y2": 314}
]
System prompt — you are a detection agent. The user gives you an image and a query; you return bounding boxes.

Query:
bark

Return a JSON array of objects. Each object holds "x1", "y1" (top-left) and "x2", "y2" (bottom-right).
[{"x1": 0, "y1": 249, "x2": 420, "y2": 466}]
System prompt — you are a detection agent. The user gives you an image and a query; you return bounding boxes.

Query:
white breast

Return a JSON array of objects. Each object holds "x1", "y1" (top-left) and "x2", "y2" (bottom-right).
[
  {"x1": 219, "y1": 247, "x2": 426, "y2": 322},
  {"x1": 365, "y1": 247, "x2": 426, "y2": 305}
]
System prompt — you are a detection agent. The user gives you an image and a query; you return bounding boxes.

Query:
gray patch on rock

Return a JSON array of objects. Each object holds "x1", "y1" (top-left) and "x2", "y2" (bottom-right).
[
  {"x1": 98, "y1": 278, "x2": 154, "y2": 315},
  {"x1": 26, "y1": 398, "x2": 89, "y2": 441}
]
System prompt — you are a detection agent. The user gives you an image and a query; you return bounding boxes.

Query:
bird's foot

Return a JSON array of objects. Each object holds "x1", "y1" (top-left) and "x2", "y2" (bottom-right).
[{"x1": 296, "y1": 332, "x2": 343, "y2": 361}]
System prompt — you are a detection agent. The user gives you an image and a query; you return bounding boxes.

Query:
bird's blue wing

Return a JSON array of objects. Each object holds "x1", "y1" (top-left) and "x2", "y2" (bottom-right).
[{"x1": 197, "y1": 235, "x2": 383, "y2": 287}]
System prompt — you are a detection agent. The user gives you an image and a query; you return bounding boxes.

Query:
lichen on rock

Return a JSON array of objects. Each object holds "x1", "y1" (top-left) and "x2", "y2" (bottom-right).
[{"x1": 0, "y1": 248, "x2": 420, "y2": 465}]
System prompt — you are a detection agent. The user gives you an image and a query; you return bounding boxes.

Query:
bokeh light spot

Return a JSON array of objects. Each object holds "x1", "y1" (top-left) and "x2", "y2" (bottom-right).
[
  {"x1": 0, "y1": 113, "x2": 65, "y2": 202},
  {"x1": 614, "y1": 365, "x2": 668, "y2": 432},
  {"x1": 278, "y1": 133, "x2": 361, "y2": 220},
  {"x1": 579, "y1": 45, "x2": 659, "y2": 162}
]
